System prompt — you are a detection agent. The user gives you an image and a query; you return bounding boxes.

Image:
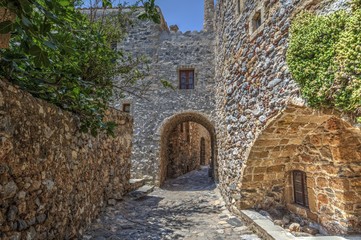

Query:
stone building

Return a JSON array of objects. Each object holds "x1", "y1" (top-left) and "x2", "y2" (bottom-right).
[
  {"x1": 116, "y1": 2, "x2": 217, "y2": 186},
  {"x1": 213, "y1": 0, "x2": 361, "y2": 235},
  {"x1": 115, "y1": 0, "x2": 361, "y2": 235}
]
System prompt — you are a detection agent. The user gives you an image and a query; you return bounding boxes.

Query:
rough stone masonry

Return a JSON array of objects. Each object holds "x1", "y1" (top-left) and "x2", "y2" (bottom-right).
[
  {"x1": 116, "y1": 6, "x2": 216, "y2": 185},
  {"x1": 0, "y1": 80, "x2": 133, "y2": 239},
  {"x1": 0, "y1": 0, "x2": 360, "y2": 238},
  {"x1": 213, "y1": 0, "x2": 360, "y2": 234},
  {"x1": 115, "y1": 0, "x2": 361, "y2": 235}
]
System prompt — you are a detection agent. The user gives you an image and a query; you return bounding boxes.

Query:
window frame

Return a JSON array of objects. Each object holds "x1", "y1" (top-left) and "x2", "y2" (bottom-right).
[
  {"x1": 122, "y1": 103, "x2": 131, "y2": 113},
  {"x1": 293, "y1": 170, "x2": 309, "y2": 208},
  {"x1": 248, "y1": 3, "x2": 266, "y2": 38},
  {"x1": 236, "y1": 0, "x2": 244, "y2": 15},
  {"x1": 252, "y1": 10, "x2": 262, "y2": 31},
  {"x1": 179, "y1": 69, "x2": 195, "y2": 89}
]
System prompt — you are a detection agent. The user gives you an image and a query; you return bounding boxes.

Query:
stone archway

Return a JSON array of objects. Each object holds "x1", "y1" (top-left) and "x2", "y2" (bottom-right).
[
  {"x1": 157, "y1": 111, "x2": 217, "y2": 186},
  {"x1": 239, "y1": 104, "x2": 361, "y2": 234}
]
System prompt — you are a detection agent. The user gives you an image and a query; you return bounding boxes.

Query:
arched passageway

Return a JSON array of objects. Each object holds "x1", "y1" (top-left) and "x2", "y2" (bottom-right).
[
  {"x1": 240, "y1": 105, "x2": 361, "y2": 234},
  {"x1": 158, "y1": 112, "x2": 217, "y2": 186},
  {"x1": 166, "y1": 121, "x2": 211, "y2": 179}
]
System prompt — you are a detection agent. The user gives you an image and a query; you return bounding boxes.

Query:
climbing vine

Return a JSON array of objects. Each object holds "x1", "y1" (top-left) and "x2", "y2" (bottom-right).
[{"x1": 287, "y1": 0, "x2": 361, "y2": 120}]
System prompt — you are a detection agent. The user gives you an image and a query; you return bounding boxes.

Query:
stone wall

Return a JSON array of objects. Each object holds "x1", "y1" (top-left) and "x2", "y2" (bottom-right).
[
  {"x1": 197, "y1": 124, "x2": 212, "y2": 166},
  {"x1": 242, "y1": 105, "x2": 361, "y2": 234},
  {"x1": 289, "y1": 121, "x2": 361, "y2": 234},
  {"x1": 167, "y1": 122, "x2": 212, "y2": 179},
  {"x1": 115, "y1": 9, "x2": 216, "y2": 184},
  {"x1": 213, "y1": 0, "x2": 360, "y2": 234},
  {"x1": 0, "y1": 80, "x2": 132, "y2": 239},
  {"x1": 204, "y1": 0, "x2": 215, "y2": 32}
]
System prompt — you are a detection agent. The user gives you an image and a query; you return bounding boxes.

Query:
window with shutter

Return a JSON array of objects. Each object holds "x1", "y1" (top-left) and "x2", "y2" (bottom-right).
[
  {"x1": 293, "y1": 171, "x2": 309, "y2": 207},
  {"x1": 179, "y1": 70, "x2": 195, "y2": 89}
]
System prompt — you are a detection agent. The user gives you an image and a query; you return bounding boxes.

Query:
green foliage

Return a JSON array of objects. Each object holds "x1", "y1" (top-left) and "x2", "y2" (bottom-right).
[
  {"x1": 287, "y1": 7, "x2": 361, "y2": 116},
  {"x1": 0, "y1": 0, "x2": 159, "y2": 135},
  {"x1": 333, "y1": 8, "x2": 361, "y2": 112},
  {"x1": 137, "y1": 0, "x2": 160, "y2": 23}
]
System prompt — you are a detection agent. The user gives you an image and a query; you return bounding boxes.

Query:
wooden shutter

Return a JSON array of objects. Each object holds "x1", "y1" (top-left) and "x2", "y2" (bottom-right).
[
  {"x1": 293, "y1": 171, "x2": 308, "y2": 207},
  {"x1": 179, "y1": 70, "x2": 195, "y2": 89}
]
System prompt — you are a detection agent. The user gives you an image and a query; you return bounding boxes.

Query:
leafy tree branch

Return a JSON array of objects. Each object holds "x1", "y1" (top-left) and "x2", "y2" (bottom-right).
[{"x1": 0, "y1": 0, "x2": 160, "y2": 135}]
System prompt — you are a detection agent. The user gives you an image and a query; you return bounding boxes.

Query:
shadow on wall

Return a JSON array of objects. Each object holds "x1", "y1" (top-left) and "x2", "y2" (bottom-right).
[{"x1": 240, "y1": 104, "x2": 361, "y2": 235}]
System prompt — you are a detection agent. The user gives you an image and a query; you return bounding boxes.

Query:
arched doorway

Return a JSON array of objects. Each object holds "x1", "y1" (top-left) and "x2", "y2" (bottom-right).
[{"x1": 158, "y1": 111, "x2": 217, "y2": 186}]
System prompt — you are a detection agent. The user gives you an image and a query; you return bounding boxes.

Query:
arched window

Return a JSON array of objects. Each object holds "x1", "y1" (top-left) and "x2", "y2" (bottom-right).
[{"x1": 293, "y1": 171, "x2": 309, "y2": 207}]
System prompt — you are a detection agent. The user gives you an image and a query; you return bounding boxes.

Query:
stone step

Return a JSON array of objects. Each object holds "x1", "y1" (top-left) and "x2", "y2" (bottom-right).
[
  {"x1": 128, "y1": 185, "x2": 154, "y2": 199},
  {"x1": 128, "y1": 178, "x2": 146, "y2": 192}
]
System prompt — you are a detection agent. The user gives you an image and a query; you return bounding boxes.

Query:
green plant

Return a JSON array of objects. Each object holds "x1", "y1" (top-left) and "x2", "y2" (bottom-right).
[
  {"x1": 287, "y1": 4, "x2": 361, "y2": 116},
  {"x1": 0, "y1": 0, "x2": 160, "y2": 136}
]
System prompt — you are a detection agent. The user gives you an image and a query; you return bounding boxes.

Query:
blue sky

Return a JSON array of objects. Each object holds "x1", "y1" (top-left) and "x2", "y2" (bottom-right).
[
  {"x1": 121, "y1": 0, "x2": 207, "y2": 32},
  {"x1": 151, "y1": 0, "x2": 204, "y2": 32},
  {"x1": 83, "y1": 0, "x2": 217, "y2": 31},
  {"x1": 84, "y1": 0, "x2": 214, "y2": 32}
]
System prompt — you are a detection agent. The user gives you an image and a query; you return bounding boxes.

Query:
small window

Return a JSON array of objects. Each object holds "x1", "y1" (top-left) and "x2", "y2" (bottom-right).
[
  {"x1": 179, "y1": 69, "x2": 195, "y2": 89},
  {"x1": 252, "y1": 11, "x2": 262, "y2": 31},
  {"x1": 111, "y1": 42, "x2": 117, "y2": 51},
  {"x1": 236, "y1": 0, "x2": 244, "y2": 15},
  {"x1": 293, "y1": 171, "x2": 309, "y2": 207},
  {"x1": 122, "y1": 103, "x2": 131, "y2": 113}
]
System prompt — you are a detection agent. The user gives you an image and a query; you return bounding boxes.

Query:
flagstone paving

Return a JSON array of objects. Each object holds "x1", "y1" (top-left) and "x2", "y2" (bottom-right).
[{"x1": 82, "y1": 167, "x2": 261, "y2": 240}]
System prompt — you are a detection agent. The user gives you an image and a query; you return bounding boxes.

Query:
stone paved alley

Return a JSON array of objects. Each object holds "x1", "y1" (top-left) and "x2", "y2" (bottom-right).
[{"x1": 82, "y1": 167, "x2": 261, "y2": 240}]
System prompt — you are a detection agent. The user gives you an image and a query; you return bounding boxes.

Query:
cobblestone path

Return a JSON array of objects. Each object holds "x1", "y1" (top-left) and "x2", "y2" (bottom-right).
[{"x1": 82, "y1": 167, "x2": 261, "y2": 240}]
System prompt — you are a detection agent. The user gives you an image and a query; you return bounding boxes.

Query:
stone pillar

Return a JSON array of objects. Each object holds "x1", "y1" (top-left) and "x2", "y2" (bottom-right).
[{"x1": 203, "y1": 0, "x2": 214, "y2": 32}]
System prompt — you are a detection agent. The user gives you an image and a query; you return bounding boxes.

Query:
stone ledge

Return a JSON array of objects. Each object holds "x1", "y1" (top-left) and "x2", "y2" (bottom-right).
[
  {"x1": 238, "y1": 209, "x2": 361, "y2": 240},
  {"x1": 128, "y1": 185, "x2": 155, "y2": 199}
]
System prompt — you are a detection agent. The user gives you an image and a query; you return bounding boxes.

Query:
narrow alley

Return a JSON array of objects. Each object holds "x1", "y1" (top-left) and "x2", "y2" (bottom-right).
[{"x1": 82, "y1": 167, "x2": 261, "y2": 240}]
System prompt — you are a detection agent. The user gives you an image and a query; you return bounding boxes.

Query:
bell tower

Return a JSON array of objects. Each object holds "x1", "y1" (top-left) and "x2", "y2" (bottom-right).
[{"x1": 204, "y1": 0, "x2": 215, "y2": 32}]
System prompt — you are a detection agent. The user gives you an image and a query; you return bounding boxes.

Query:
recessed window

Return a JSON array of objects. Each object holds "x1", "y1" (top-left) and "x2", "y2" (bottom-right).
[
  {"x1": 293, "y1": 171, "x2": 309, "y2": 207},
  {"x1": 252, "y1": 11, "x2": 262, "y2": 31},
  {"x1": 236, "y1": 0, "x2": 244, "y2": 15},
  {"x1": 122, "y1": 103, "x2": 131, "y2": 113},
  {"x1": 179, "y1": 69, "x2": 194, "y2": 89},
  {"x1": 111, "y1": 42, "x2": 117, "y2": 51}
]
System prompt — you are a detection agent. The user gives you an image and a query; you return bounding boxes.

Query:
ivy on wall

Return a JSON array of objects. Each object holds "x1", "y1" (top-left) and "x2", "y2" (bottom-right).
[{"x1": 287, "y1": 0, "x2": 361, "y2": 120}]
